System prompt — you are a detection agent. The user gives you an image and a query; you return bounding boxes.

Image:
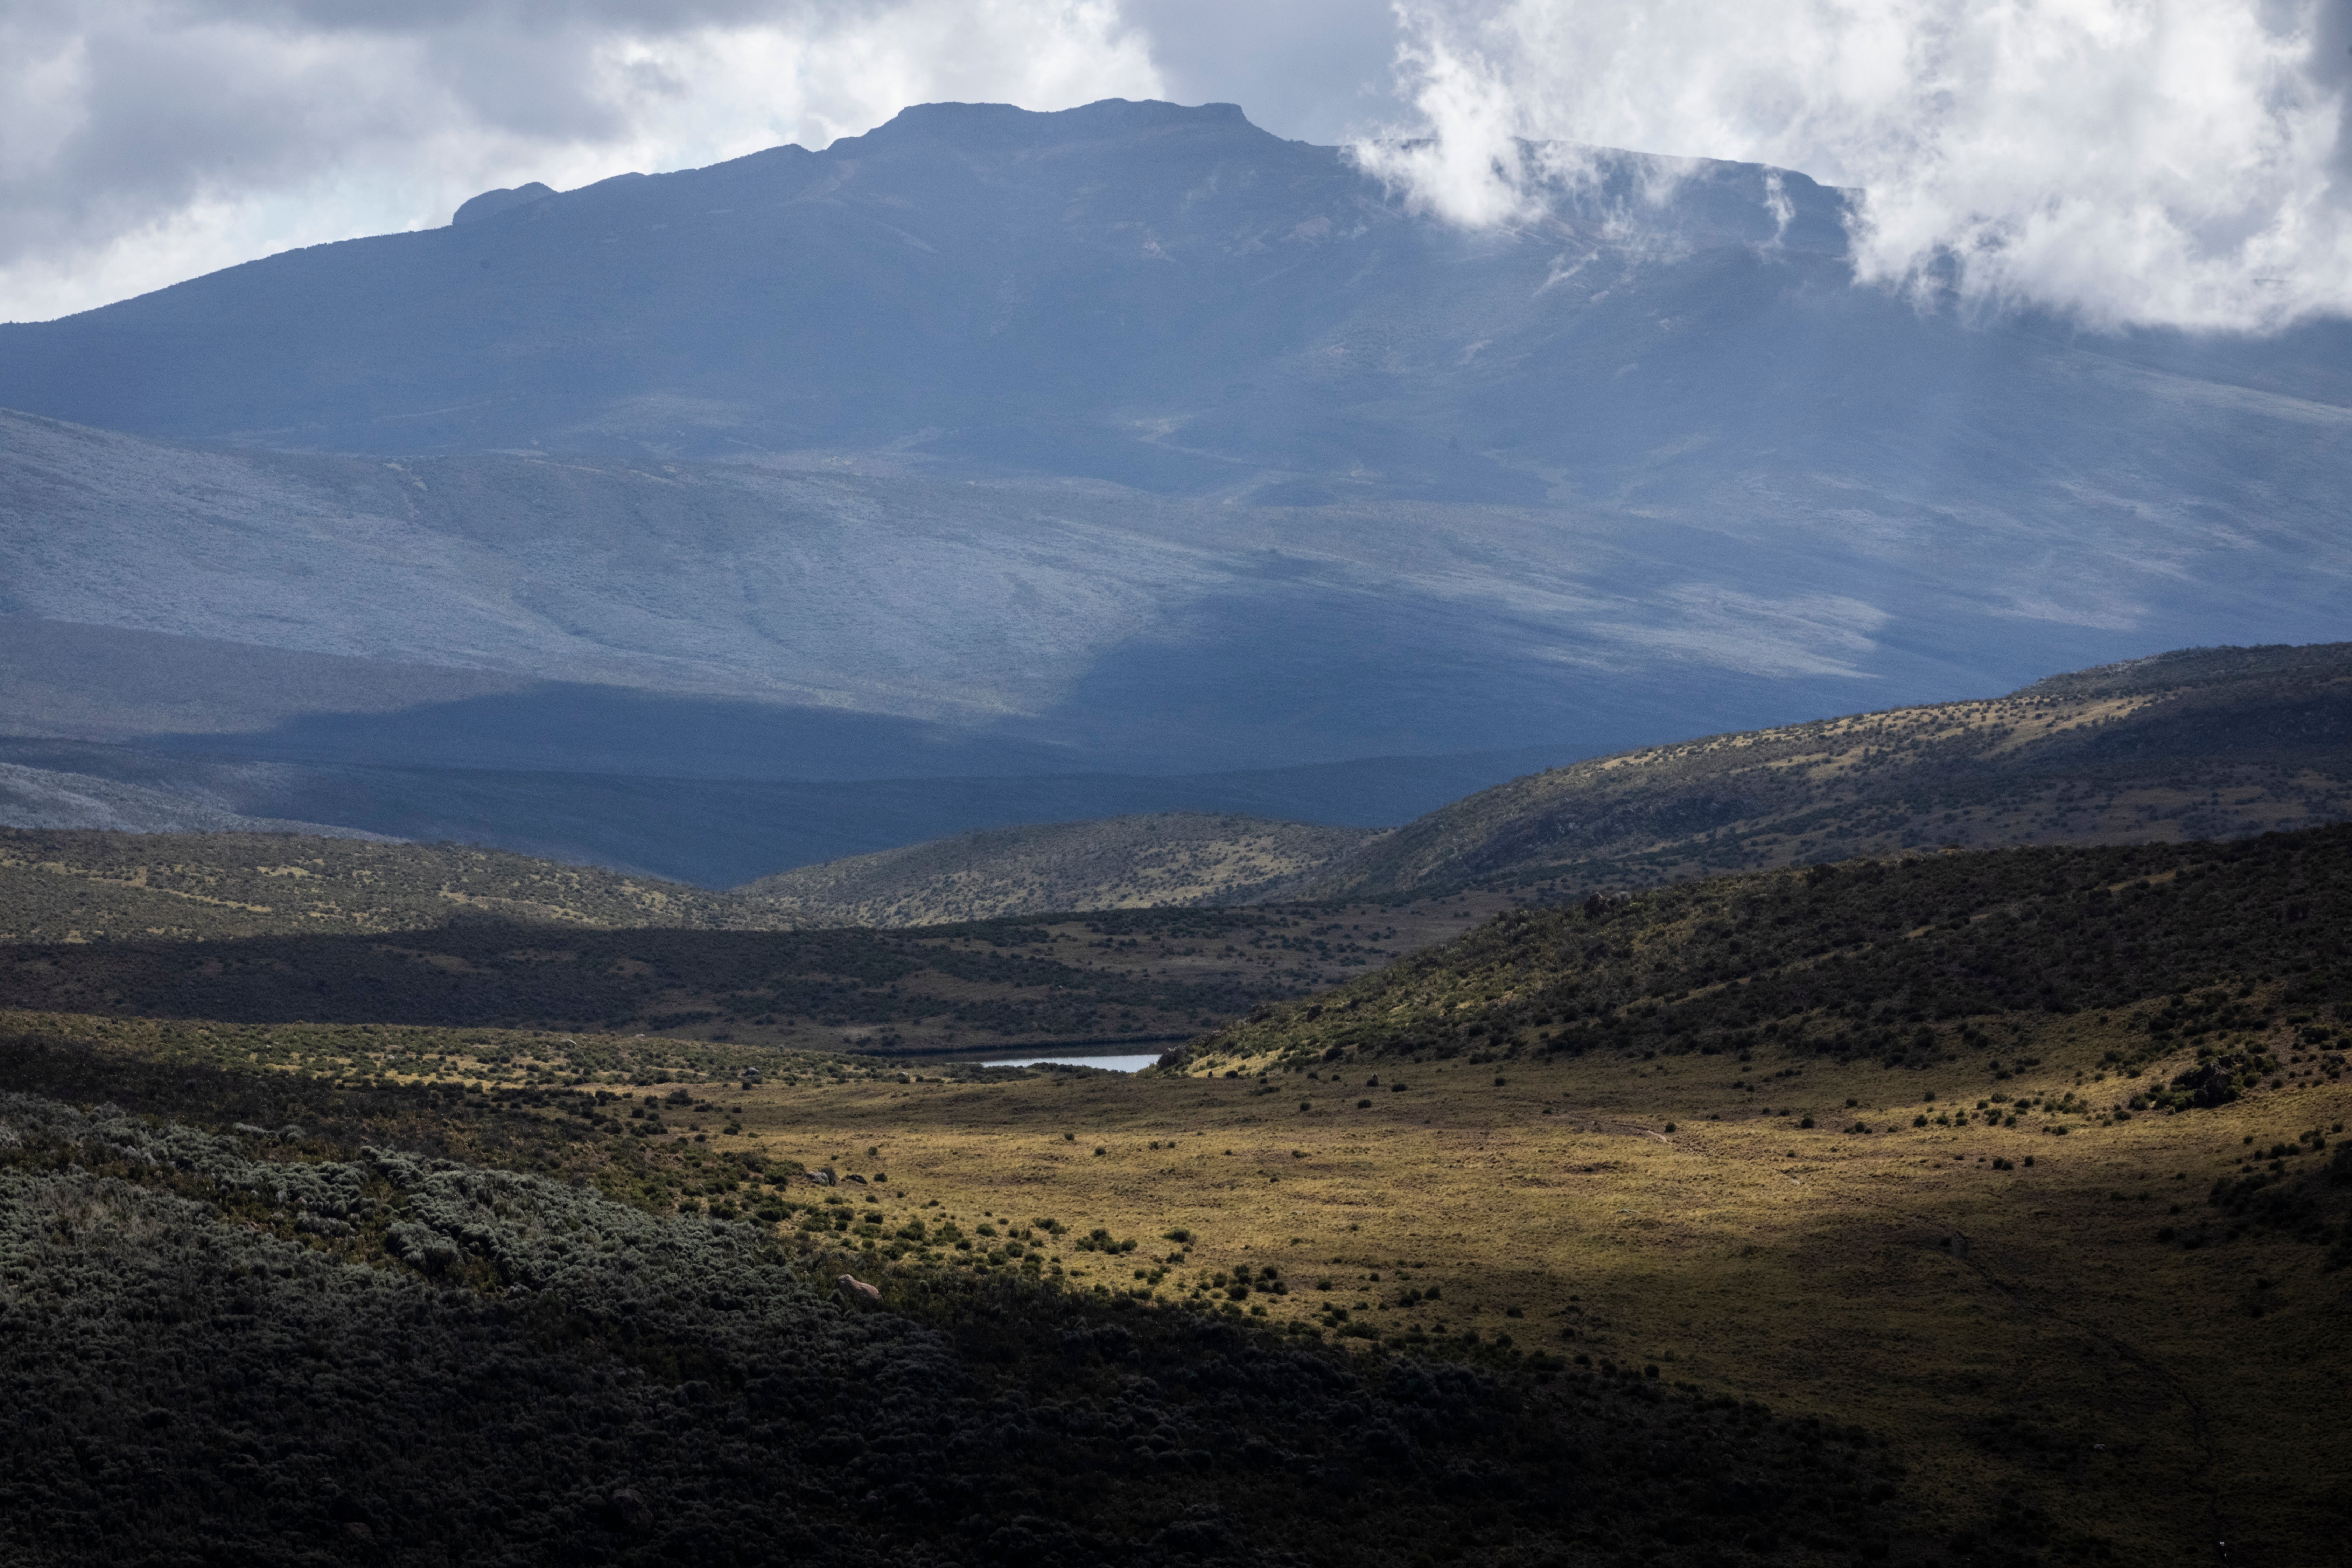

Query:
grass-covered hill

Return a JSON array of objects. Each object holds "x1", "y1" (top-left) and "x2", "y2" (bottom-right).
[
  {"x1": 736, "y1": 811, "x2": 1372, "y2": 926},
  {"x1": 0, "y1": 1041, "x2": 1916, "y2": 1567},
  {"x1": 0, "y1": 829, "x2": 802, "y2": 942},
  {"x1": 1196, "y1": 822, "x2": 2352, "y2": 1075},
  {"x1": 1298, "y1": 641, "x2": 2352, "y2": 900}
]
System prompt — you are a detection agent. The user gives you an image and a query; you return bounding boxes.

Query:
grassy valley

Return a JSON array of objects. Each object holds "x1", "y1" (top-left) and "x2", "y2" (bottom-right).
[
  {"x1": 6, "y1": 825, "x2": 2350, "y2": 1559},
  {"x1": 0, "y1": 1013, "x2": 1916, "y2": 1567}
]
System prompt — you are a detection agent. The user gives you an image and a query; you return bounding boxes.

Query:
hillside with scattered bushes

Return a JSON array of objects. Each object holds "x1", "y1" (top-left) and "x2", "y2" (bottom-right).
[
  {"x1": 1296, "y1": 641, "x2": 2352, "y2": 900},
  {"x1": 0, "y1": 830, "x2": 801, "y2": 942},
  {"x1": 1195, "y1": 821, "x2": 2352, "y2": 1074},
  {"x1": 739, "y1": 812, "x2": 1371, "y2": 925}
]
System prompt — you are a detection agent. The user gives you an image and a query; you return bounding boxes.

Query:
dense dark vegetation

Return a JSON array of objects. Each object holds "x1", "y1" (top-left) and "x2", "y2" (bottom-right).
[
  {"x1": 0, "y1": 1086, "x2": 1919, "y2": 1567},
  {"x1": 1209, "y1": 824, "x2": 2352, "y2": 1076},
  {"x1": 0, "y1": 909, "x2": 1351, "y2": 1051}
]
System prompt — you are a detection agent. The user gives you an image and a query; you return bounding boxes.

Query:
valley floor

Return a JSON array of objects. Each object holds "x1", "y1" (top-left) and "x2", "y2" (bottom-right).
[
  {"x1": 7, "y1": 997, "x2": 2342, "y2": 1562},
  {"x1": 711, "y1": 1028, "x2": 2350, "y2": 1565}
]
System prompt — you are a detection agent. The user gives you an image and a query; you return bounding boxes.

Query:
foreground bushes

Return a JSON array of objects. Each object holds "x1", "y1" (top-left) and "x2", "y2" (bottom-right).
[{"x1": 0, "y1": 1093, "x2": 1914, "y2": 1566}]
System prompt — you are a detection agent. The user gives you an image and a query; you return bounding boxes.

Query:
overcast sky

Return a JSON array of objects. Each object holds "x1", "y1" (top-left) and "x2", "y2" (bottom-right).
[{"x1": 4, "y1": 0, "x2": 2349, "y2": 332}]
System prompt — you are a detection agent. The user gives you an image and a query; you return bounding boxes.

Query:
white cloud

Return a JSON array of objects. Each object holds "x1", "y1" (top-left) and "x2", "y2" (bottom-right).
[
  {"x1": 1354, "y1": 0, "x2": 2352, "y2": 334},
  {"x1": 0, "y1": 0, "x2": 1162, "y2": 322},
  {"x1": 11, "y1": 0, "x2": 2348, "y2": 334}
]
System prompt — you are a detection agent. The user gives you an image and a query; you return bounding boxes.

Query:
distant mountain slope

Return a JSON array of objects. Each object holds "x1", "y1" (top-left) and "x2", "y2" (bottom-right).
[
  {"x1": 0, "y1": 762, "x2": 388, "y2": 841},
  {"x1": 0, "y1": 830, "x2": 797, "y2": 943},
  {"x1": 736, "y1": 812, "x2": 1372, "y2": 925},
  {"x1": 1298, "y1": 643, "x2": 2352, "y2": 899},
  {"x1": 4, "y1": 99, "x2": 2349, "y2": 798},
  {"x1": 0, "y1": 733, "x2": 1576, "y2": 889}
]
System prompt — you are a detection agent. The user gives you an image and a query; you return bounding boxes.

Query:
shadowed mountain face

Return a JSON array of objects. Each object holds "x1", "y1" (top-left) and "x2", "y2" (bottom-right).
[{"x1": 1, "y1": 99, "x2": 2347, "y2": 870}]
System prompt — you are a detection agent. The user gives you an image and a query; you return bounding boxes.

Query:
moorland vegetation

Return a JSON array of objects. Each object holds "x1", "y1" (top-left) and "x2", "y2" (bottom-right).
[
  {"x1": 738, "y1": 812, "x2": 1371, "y2": 926},
  {"x1": 1296, "y1": 641, "x2": 2352, "y2": 901},
  {"x1": 0, "y1": 1043, "x2": 1914, "y2": 1567},
  {"x1": 0, "y1": 899, "x2": 1486, "y2": 1057},
  {"x1": 0, "y1": 830, "x2": 800, "y2": 942}
]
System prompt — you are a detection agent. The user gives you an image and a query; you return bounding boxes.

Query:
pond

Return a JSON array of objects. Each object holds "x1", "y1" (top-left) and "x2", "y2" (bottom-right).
[{"x1": 978, "y1": 1051, "x2": 1164, "y2": 1074}]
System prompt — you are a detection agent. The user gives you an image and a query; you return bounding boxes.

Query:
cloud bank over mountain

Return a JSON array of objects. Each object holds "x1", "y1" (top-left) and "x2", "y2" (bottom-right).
[
  {"x1": 1360, "y1": 0, "x2": 2352, "y2": 333},
  {"x1": 0, "y1": 0, "x2": 1164, "y2": 322},
  {"x1": 6, "y1": 0, "x2": 2349, "y2": 332}
]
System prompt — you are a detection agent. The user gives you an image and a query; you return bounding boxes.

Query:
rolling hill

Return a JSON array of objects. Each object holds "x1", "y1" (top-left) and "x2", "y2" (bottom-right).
[
  {"x1": 0, "y1": 825, "x2": 1516, "y2": 1054},
  {"x1": 0, "y1": 829, "x2": 798, "y2": 943},
  {"x1": 1295, "y1": 641, "x2": 2352, "y2": 900},
  {"x1": 1193, "y1": 820, "x2": 2352, "y2": 1074},
  {"x1": 737, "y1": 812, "x2": 1370, "y2": 926},
  {"x1": 713, "y1": 640, "x2": 2352, "y2": 917}
]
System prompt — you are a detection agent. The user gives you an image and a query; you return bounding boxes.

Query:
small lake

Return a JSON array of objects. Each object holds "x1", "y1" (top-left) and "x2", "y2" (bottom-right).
[{"x1": 978, "y1": 1052, "x2": 1164, "y2": 1074}]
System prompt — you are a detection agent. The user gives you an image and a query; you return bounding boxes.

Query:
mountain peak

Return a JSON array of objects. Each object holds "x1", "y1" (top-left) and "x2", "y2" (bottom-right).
[
  {"x1": 451, "y1": 181, "x2": 554, "y2": 226},
  {"x1": 850, "y1": 97, "x2": 1257, "y2": 150}
]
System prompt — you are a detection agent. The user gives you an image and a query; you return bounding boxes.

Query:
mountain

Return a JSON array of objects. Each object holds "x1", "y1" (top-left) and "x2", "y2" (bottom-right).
[
  {"x1": 736, "y1": 812, "x2": 1369, "y2": 925},
  {"x1": 1297, "y1": 641, "x2": 2352, "y2": 899},
  {"x1": 3, "y1": 98, "x2": 2348, "y2": 881}
]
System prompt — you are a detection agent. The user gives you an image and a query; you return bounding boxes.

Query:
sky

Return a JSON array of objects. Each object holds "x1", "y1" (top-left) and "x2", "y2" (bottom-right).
[{"x1": 2, "y1": 0, "x2": 2349, "y2": 332}]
